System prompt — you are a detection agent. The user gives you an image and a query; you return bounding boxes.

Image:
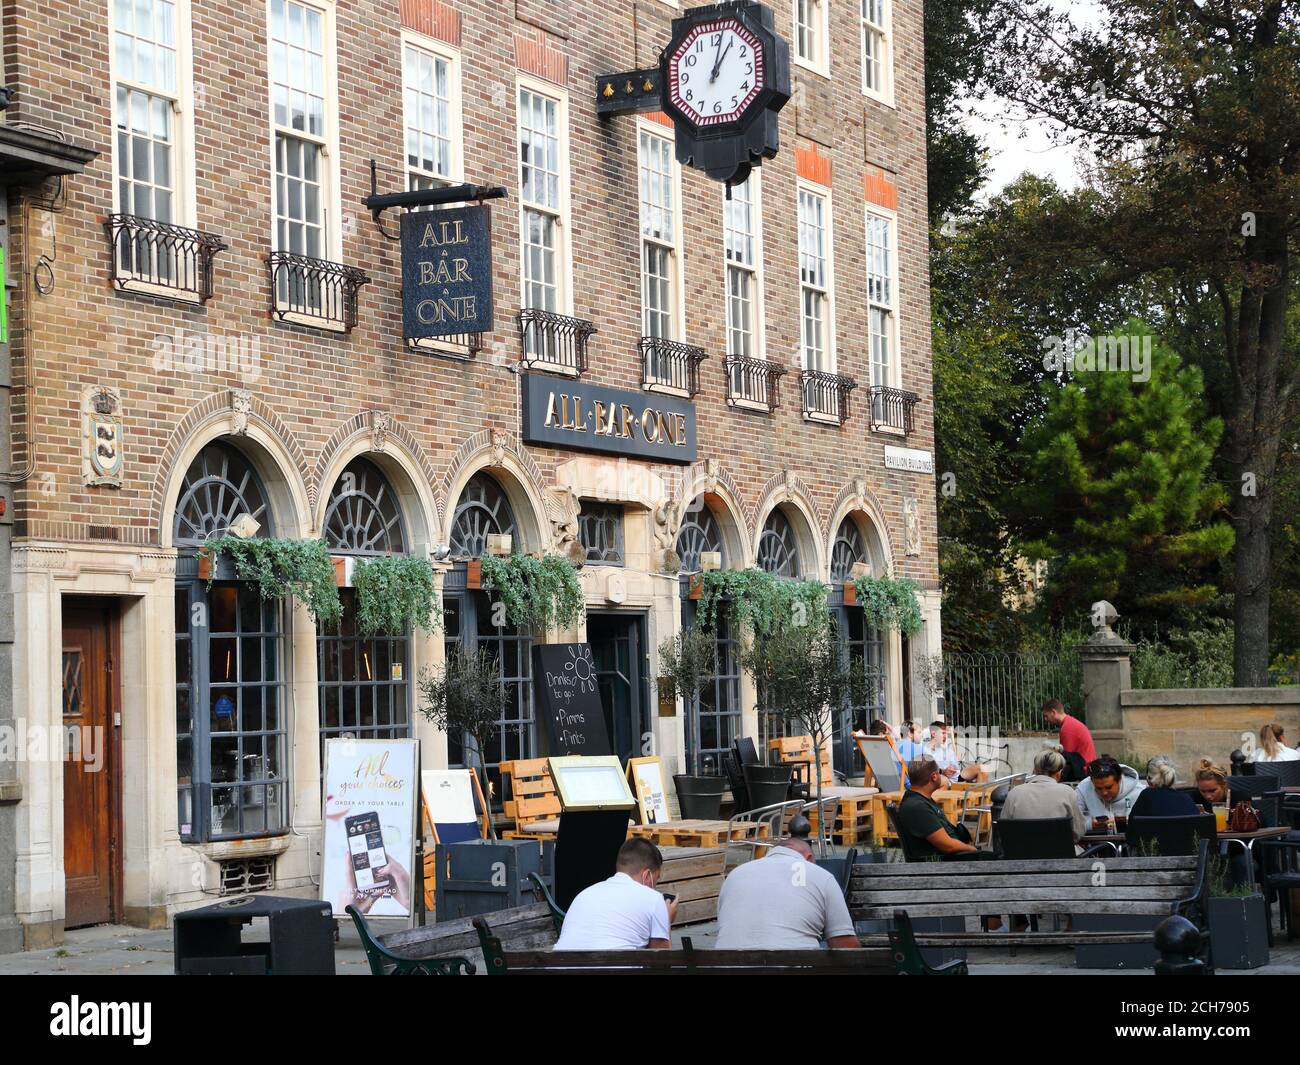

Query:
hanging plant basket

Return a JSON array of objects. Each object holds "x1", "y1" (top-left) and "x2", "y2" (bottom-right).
[
  {"x1": 695, "y1": 569, "x2": 829, "y2": 637},
  {"x1": 202, "y1": 536, "x2": 342, "y2": 624},
  {"x1": 351, "y1": 554, "x2": 439, "y2": 637},
  {"x1": 478, "y1": 553, "x2": 584, "y2": 632},
  {"x1": 853, "y1": 574, "x2": 923, "y2": 636}
]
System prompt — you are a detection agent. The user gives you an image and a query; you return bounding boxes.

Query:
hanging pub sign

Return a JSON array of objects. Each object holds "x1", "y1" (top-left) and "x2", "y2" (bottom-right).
[
  {"x1": 520, "y1": 373, "x2": 698, "y2": 464},
  {"x1": 400, "y1": 204, "x2": 493, "y2": 340}
]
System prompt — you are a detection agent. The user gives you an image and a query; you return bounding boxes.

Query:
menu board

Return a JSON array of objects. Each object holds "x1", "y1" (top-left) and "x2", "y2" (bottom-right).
[
  {"x1": 549, "y1": 755, "x2": 636, "y2": 811},
  {"x1": 321, "y1": 739, "x2": 418, "y2": 918},
  {"x1": 628, "y1": 756, "x2": 670, "y2": 825},
  {"x1": 532, "y1": 643, "x2": 612, "y2": 756}
]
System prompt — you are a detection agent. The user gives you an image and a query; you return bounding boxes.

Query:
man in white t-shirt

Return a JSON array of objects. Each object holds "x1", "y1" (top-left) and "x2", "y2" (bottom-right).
[{"x1": 554, "y1": 838, "x2": 676, "y2": 950}]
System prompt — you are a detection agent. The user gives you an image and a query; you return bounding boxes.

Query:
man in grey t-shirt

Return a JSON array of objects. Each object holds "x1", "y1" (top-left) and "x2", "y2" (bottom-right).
[{"x1": 714, "y1": 837, "x2": 858, "y2": 949}]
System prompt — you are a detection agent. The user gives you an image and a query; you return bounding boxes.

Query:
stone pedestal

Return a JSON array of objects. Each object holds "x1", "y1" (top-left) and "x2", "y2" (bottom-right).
[{"x1": 1077, "y1": 637, "x2": 1134, "y2": 733}]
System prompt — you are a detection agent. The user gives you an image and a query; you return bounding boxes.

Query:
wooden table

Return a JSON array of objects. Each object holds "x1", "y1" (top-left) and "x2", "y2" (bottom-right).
[{"x1": 628, "y1": 818, "x2": 771, "y2": 849}]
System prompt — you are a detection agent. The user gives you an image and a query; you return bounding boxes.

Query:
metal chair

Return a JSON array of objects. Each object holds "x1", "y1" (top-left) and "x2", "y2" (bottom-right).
[
  {"x1": 725, "y1": 799, "x2": 803, "y2": 865},
  {"x1": 801, "y1": 794, "x2": 840, "y2": 857},
  {"x1": 1125, "y1": 813, "x2": 1217, "y2": 857},
  {"x1": 723, "y1": 749, "x2": 751, "y2": 814},
  {"x1": 994, "y1": 816, "x2": 1117, "y2": 859},
  {"x1": 1252, "y1": 761, "x2": 1300, "y2": 788},
  {"x1": 954, "y1": 772, "x2": 1026, "y2": 849}
]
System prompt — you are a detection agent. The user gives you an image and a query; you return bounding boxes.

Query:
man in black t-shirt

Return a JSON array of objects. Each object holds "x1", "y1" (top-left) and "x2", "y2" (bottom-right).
[{"x1": 896, "y1": 759, "x2": 994, "y2": 861}]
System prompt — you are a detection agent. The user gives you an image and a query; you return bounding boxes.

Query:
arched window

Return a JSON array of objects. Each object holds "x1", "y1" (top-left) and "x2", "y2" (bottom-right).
[
  {"x1": 319, "y1": 458, "x2": 411, "y2": 765},
  {"x1": 675, "y1": 500, "x2": 727, "y2": 575},
  {"x1": 757, "y1": 507, "x2": 800, "y2": 577},
  {"x1": 173, "y1": 441, "x2": 284, "y2": 843},
  {"x1": 323, "y1": 458, "x2": 406, "y2": 555},
  {"x1": 830, "y1": 517, "x2": 869, "y2": 582},
  {"x1": 449, "y1": 472, "x2": 517, "y2": 559},
  {"x1": 174, "y1": 442, "x2": 271, "y2": 547}
]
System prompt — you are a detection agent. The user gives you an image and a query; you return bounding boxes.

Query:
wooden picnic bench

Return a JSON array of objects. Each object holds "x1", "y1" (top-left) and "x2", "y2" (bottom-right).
[
  {"x1": 472, "y1": 909, "x2": 968, "y2": 975},
  {"x1": 848, "y1": 846, "x2": 1211, "y2": 961}
]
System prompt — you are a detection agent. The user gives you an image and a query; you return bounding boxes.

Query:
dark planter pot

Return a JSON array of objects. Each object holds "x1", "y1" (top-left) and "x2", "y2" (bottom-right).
[
  {"x1": 1208, "y1": 895, "x2": 1270, "y2": 970},
  {"x1": 434, "y1": 839, "x2": 553, "y2": 923},
  {"x1": 673, "y1": 774, "x2": 726, "y2": 820},
  {"x1": 743, "y1": 764, "x2": 793, "y2": 812}
]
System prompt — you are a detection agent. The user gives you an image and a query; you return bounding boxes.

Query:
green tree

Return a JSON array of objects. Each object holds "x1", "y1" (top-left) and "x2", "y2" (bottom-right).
[
  {"x1": 976, "y1": 0, "x2": 1300, "y2": 683},
  {"x1": 1015, "y1": 327, "x2": 1234, "y2": 631}
]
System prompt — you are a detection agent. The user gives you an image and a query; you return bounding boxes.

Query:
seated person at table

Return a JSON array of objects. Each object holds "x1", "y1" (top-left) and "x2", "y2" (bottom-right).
[
  {"x1": 1252, "y1": 722, "x2": 1300, "y2": 763},
  {"x1": 999, "y1": 749, "x2": 1086, "y2": 845},
  {"x1": 714, "y1": 819, "x2": 858, "y2": 950},
  {"x1": 925, "y1": 721, "x2": 987, "y2": 783},
  {"x1": 897, "y1": 759, "x2": 995, "y2": 860},
  {"x1": 1042, "y1": 698, "x2": 1097, "y2": 781},
  {"x1": 898, "y1": 720, "x2": 926, "y2": 763},
  {"x1": 1194, "y1": 759, "x2": 1229, "y2": 812},
  {"x1": 1128, "y1": 755, "x2": 1200, "y2": 819},
  {"x1": 1075, "y1": 755, "x2": 1146, "y2": 830},
  {"x1": 554, "y1": 838, "x2": 676, "y2": 951}
]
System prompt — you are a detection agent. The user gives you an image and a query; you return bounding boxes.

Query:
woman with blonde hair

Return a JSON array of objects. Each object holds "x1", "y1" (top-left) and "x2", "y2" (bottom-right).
[
  {"x1": 1251, "y1": 723, "x2": 1300, "y2": 763},
  {"x1": 1128, "y1": 755, "x2": 1199, "y2": 818},
  {"x1": 1194, "y1": 759, "x2": 1229, "y2": 813}
]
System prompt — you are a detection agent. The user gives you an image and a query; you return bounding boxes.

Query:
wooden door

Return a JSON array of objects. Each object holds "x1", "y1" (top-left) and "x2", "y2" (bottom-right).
[{"x1": 62, "y1": 601, "x2": 120, "y2": 928}]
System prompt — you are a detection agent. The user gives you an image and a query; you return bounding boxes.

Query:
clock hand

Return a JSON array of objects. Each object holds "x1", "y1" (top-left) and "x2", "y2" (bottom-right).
[{"x1": 710, "y1": 33, "x2": 725, "y2": 82}]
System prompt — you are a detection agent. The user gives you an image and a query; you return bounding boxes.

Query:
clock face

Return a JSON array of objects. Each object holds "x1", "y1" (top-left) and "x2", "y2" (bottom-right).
[{"x1": 666, "y1": 18, "x2": 766, "y2": 128}]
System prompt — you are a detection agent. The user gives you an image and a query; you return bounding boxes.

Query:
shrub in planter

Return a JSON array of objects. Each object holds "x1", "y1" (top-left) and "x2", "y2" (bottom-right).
[
  {"x1": 351, "y1": 555, "x2": 438, "y2": 637},
  {"x1": 659, "y1": 627, "x2": 726, "y2": 816},
  {"x1": 853, "y1": 575, "x2": 923, "y2": 636},
  {"x1": 202, "y1": 536, "x2": 342, "y2": 623},
  {"x1": 1207, "y1": 859, "x2": 1270, "y2": 970}
]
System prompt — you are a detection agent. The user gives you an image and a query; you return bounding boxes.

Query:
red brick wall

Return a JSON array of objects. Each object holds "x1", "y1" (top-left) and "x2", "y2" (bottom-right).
[{"x1": 5, "y1": 0, "x2": 937, "y2": 584}]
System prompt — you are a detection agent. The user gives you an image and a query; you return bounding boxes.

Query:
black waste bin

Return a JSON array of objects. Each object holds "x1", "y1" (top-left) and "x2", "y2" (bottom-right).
[{"x1": 174, "y1": 894, "x2": 336, "y2": 974}]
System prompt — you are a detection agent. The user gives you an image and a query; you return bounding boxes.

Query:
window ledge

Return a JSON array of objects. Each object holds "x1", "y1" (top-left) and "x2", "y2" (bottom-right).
[
  {"x1": 115, "y1": 276, "x2": 205, "y2": 306},
  {"x1": 199, "y1": 834, "x2": 293, "y2": 862},
  {"x1": 794, "y1": 57, "x2": 831, "y2": 80},
  {"x1": 803, "y1": 411, "x2": 844, "y2": 427},
  {"x1": 644, "y1": 381, "x2": 691, "y2": 400},
  {"x1": 408, "y1": 336, "x2": 480, "y2": 360},
  {"x1": 521, "y1": 360, "x2": 580, "y2": 378},
  {"x1": 871, "y1": 423, "x2": 908, "y2": 437},
  {"x1": 861, "y1": 89, "x2": 897, "y2": 110},
  {"x1": 273, "y1": 308, "x2": 349, "y2": 334},
  {"x1": 728, "y1": 396, "x2": 773, "y2": 414}
]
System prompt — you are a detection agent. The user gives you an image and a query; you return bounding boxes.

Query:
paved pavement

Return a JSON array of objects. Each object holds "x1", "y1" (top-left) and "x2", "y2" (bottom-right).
[{"x1": 1, "y1": 917, "x2": 1297, "y2": 975}]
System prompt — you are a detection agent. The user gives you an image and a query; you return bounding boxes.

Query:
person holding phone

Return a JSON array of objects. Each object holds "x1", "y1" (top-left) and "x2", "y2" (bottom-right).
[
  {"x1": 1074, "y1": 755, "x2": 1146, "y2": 830},
  {"x1": 554, "y1": 838, "x2": 676, "y2": 950}
]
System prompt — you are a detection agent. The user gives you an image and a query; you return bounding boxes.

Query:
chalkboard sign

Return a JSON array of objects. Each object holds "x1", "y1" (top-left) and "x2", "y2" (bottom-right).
[{"x1": 532, "y1": 643, "x2": 611, "y2": 756}]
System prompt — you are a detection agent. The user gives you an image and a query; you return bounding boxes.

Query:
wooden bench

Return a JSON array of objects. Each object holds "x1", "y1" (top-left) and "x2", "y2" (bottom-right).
[
  {"x1": 473, "y1": 909, "x2": 967, "y2": 975},
  {"x1": 848, "y1": 846, "x2": 1211, "y2": 959},
  {"x1": 348, "y1": 900, "x2": 556, "y2": 975},
  {"x1": 499, "y1": 757, "x2": 561, "y2": 842}
]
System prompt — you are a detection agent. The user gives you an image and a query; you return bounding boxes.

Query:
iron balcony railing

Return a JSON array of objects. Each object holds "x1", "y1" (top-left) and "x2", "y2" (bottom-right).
[
  {"x1": 725, "y1": 355, "x2": 786, "y2": 412},
  {"x1": 869, "y1": 386, "x2": 921, "y2": 434},
  {"x1": 268, "y1": 251, "x2": 371, "y2": 332},
  {"x1": 800, "y1": 369, "x2": 857, "y2": 425},
  {"x1": 640, "y1": 336, "x2": 707, "y2": 396},
  {"x1": 406, "y1": 332, "x2": 484, "y2": 359},
  {"x1": 106, "y1": 214, "x2": 227, "y2": 302},
  {"x1": 517, "y1": 309, "x2": 596, "y2": 374}
]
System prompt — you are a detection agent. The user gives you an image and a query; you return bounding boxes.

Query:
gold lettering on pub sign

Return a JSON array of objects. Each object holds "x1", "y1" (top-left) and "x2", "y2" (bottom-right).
[
  {"x1": 414, "y1": 218, "x2": 478, "y2": 326},
  {"x1": 544, "y1": 390, "x2": 689, "y2": 449}
]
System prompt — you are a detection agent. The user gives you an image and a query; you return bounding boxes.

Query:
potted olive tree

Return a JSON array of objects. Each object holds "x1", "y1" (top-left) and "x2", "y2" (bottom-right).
[{"x1": 658, "y1": 627, "x2": 727, "y2": 819}]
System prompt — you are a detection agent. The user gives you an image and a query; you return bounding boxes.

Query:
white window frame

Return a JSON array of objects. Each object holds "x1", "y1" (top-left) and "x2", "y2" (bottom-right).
[
  {"x1": 516, "y1": 74, "x2": 574, "y2": 369},
  {"x1": 722, "y1": 171, "x2": 770, "y2": 411},
  {"x1": 866, "y1": 203, "x2": 904, "y2": 431},
  {"x1": 797, "y1": 180, "x2": 836, "y2": 380},
  {"x1": 108, "y1": 0, "x2": 199, "y2": 300},
  {"x1": 637, "y1": 120, "x2": 685, "y2": 347},
  {"x1": 793, "y1": 0, "x2": 830, "y2": 77},
  {"x1": 266, "y1": 0, "x2": 342, "y2": 277},
  {"x1": 860, "y1": 0, "x2": 895, "y2": 106},
  {"x1": 402, "y1": 31, "x2": 470, "y2": 357}
]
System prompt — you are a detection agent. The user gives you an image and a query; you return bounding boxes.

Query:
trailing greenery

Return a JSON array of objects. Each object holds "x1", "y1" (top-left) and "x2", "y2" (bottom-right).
[
  {"x1": 417, "y1": 646, "x2": 507, "y2": 840},
  {"x1": 696, "y1": 569, "x2": 829, "y2": 637},
  {"x1": 351, "y1": 555, "x2": 438, "y2": 637},
  {"x1": 479, "y1": 553, "x2": 584, "y2": 632},
  {"x1": 854, "y1": 575, "x2": 924, "y2": 637},
  {"x1": 203, "y1": 535, "x2": 341, "y2": 623}
]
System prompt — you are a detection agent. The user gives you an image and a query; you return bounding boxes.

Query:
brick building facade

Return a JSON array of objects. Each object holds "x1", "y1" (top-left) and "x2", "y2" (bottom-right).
[{"x1": 0, "y1": 0, "x2": 937, "y2": 947}]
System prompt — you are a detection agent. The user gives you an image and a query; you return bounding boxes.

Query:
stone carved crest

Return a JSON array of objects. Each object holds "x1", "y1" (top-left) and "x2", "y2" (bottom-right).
[
  {"x1": 545, "y1": 483, "x2": 581, "y2": 554},
  {"x1": 704, "y1": 459, "x2": 720, "y2": 495},
  {"x1": 489, "y1": 428, "x2": 507, "y2": 468},
  {"x1": 903, "y1": 497, "x2": 921, "y2": 557},
  {"x1": 229, "y1": 389, "x2": 253, "y2": 436},
  {"x1": 371, "y1": 410, "x2": 392, "y2": 453},
  {"x1": 82, "y1": 385, "x2": 123, "y2": 487},
  {"x1": 652, "y1": 497, "x2": 680, "y2": 552}
]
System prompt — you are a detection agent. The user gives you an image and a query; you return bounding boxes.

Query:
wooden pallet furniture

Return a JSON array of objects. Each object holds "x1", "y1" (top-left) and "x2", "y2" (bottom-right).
[
  {"x1": 770, "y1": 735, "x2": 879, "y2": 844},
  {"x1": 852, "y1": 730, "x2": 960, "y2": 843},
  {"x1": 848, "y1": 845, "x2": 1212, "y2": 967},
  {"x1": 348, "y1": 899, "x2": 558, "y2": 975},
  {"x1": 628, "y1": 818, "x2": 770, "y2": 850},
  {"x1": 473, "y1": 909, "x2": 967, "y2": 975},
  {"x1": 499, "y1": 757, "x2": 562, "y2": 842}
]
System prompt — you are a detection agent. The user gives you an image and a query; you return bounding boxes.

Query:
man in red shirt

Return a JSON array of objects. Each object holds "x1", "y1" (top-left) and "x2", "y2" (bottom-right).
[{"x1": 1042, "y1": 698, "x2": 1097, "y2": 770}]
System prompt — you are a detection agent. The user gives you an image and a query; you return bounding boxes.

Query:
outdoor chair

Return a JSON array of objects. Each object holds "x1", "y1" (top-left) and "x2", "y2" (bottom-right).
[
  {"x1": 993, "y1": 816, "x2": 1118, "y2": 860},
  {"x1": 733, "y1": 737, "x2": 760, "y2": 768},
  {"x1": 723, "y1": 750, "x2": 751, "y2": 813},
  {"x1": 884, "y1": 801, "x2": 934, "y2": 863},
  {"x1": 1253, "y1": 761, "x2": 1300, "y2": 789},
  {"x1": 1125, "y1": 813, "x2": 1217, "y2": 857},
  {"x1": 815, "y1": 847, "x2": 858, "y2": 898},
  {"x1": 1256, "y1": 837, "x2": 1300, "y2": 937},
  {"x1": 725, "y1": 798, "x2": 803, "y2": 864},
  {"x1": 800, "y1": 794, "x2": 840, "y2": 857}
]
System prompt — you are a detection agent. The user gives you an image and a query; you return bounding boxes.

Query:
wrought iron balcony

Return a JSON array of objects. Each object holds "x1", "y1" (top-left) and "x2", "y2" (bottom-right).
[
  {"x1": 640, "y1": 336, "x2": 707, "y2": 396},
  {"x1": 869, "y1": 386, "x2": 921, "y2": 434},
  {"x1": 800, "y1": 369, "x2": 857, "y2": 426},
  {"x1": 725, "y1": 355, "x2": 786, "y2": 413},
  {"x1": 517, "y1": 309, "x2": 596, "y2": 375},
  {"x1": 407, "y1": 331, "x2": 484, "y2": 359},
  {"x1": 268, "y1": 251, "x2": 371, "y2": 332},
  {"x1": 106, "y1": 214, "x2": 227, "y2": 302}
]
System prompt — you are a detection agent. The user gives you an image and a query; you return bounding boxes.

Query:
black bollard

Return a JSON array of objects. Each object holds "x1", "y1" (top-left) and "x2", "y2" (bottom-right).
[
  {"x1": 1153, "y1": 914, "x2": 1207, "y2": 975},
  {"x1": 1230, "y1": 749, "x2": 1247, "y2": 776}
]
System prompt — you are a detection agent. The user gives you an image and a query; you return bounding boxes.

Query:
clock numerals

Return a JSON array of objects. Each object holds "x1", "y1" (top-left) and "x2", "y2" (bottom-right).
[{"x1": 671, "y1": 21, "x2": 763, "y2": 125}]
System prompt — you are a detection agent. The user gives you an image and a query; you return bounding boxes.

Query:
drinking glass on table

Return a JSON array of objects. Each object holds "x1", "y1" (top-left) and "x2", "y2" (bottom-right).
[{"x1": 1214, "y1": 805, "x2": 1228, "y2": 832}]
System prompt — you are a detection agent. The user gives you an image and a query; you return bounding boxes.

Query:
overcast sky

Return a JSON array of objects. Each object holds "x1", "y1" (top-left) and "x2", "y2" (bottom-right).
[{"x1": 961, "y1": 0, "x2": 1105, "y2": 197}]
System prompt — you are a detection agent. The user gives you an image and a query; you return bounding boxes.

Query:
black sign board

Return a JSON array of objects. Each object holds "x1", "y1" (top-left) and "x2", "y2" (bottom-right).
[
  {"x1": 520, "y1": 373, "x2": 698, "y2": 464},
  {"x1": 400, "y1": 205, "x2": 493, "y2": 340},
  {"x1": 532, "y1": 644, "x2": 611, "y2": 757}
]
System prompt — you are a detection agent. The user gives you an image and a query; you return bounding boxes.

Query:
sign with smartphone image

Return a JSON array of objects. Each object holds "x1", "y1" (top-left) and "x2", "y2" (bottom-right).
[{"x1": 322, "y1": 739, "x2": 418, "y2": 919}]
